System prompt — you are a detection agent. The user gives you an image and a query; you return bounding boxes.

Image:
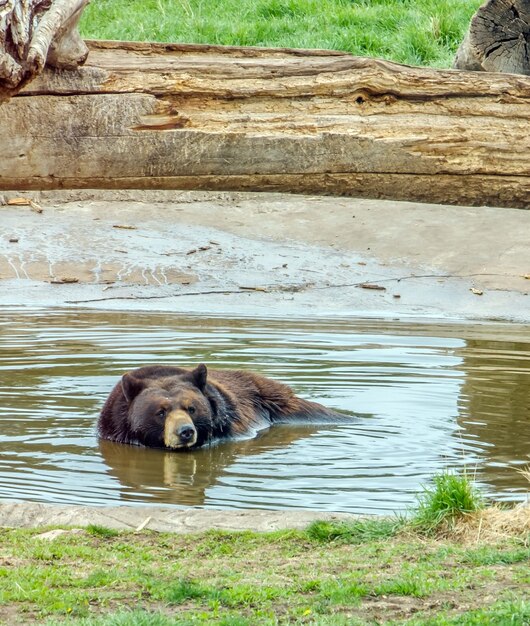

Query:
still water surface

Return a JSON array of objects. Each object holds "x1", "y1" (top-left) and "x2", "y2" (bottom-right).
[{"x1": 0, "y1": 309, "x2": 529, "y2": 514}]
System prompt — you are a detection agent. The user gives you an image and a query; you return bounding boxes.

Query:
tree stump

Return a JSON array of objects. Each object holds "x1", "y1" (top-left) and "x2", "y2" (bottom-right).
[
  {"x1": 454, "y1": 0, "x2": 530, "y2": 74},
  {"x1": 0, "y1": 0, "x2": 90, "y2": 101}
]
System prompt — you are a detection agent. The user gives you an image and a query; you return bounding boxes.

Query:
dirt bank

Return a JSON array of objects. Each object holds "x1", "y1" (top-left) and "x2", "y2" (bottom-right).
[
  {"x1": 1, "y1": 190, "x2": 529, "y2": 321},
  {"x1": 0, "y1": 501, "x2": 354, "y2": 532}
]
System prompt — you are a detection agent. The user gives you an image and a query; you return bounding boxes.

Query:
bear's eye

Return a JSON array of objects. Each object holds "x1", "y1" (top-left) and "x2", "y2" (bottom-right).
[
  {"x1": 156, "y1": 408, "x2": 167, "y2": 419},
  {"x1": 188, "y1": 406, "x2": 196, "y2": 415}
]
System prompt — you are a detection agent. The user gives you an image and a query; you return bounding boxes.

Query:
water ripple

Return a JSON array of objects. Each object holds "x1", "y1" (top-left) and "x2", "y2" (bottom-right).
[{"x1": 0, "y1": 309, "x2": 529, "y2": 513}]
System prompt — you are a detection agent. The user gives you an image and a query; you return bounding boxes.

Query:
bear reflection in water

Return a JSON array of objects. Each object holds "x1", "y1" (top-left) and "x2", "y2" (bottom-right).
[
  {"x1": 98, "y1": 425, "x2": 324, "y2": 506},
  {"x1": 98, "y1": 363, "x2": 349, "y2": 451}
]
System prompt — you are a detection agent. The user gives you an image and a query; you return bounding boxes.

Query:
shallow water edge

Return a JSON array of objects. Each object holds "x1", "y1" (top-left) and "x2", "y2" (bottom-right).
[{"x1": 1, "y1": 308, "x2": 529, "y2": 515}]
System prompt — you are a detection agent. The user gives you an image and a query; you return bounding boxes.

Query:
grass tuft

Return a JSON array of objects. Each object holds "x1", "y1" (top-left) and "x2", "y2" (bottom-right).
[
  {"x1": 86, "y1": 524, "x2": 120, "y2": 538},
  {"x1": 157, "y1": 578, "x2": 213, "y2": 604},
  {"x1": 412, "y1": 471, "x2": 484, "y2": 534},
  {"x1": 307, "y1": 517, "x2": 402, "y2": 544},
  {"x1": 519, "y1": 466, "x2": 530, "y2": 485},
  {"x1": 462, "y1": 544, "x2": 530, "y2": 566},
  {"x1": 373, "y1": 573, "x2": 430, "y2": 598},
  {"x1": 317, "y1": 577, "x2": 368, "y2": 605}
]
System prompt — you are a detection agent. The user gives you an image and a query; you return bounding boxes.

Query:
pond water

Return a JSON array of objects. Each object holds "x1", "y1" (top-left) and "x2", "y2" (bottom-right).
[{"x1": 0, "y1": 309, "x2": 529, "y2": 515}]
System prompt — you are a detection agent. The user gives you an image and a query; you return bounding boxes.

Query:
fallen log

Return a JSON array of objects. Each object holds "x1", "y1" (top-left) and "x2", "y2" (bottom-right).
[
  {"x1": 1, "y1": 40, "x2": 529, "y2": 208},
  {"x1": 454, "y1": 0, "x2": 530, "y2": 75}
]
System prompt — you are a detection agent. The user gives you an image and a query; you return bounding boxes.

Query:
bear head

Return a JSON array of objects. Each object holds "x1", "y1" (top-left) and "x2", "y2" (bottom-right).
[{"x1": 121, "y1": 364, "x2": 213, "y2": 450}]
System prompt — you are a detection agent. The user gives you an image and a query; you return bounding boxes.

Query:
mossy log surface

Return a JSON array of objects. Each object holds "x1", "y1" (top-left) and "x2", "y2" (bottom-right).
[{"x1": 2, "y1": 40, "x2": 529, "y2": 208}]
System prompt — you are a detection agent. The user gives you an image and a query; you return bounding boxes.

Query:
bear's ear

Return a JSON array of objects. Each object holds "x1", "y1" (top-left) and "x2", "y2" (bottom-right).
[
  {"x1": 121, "y1": 373, "x2": 145, "y2": 403},
  {"x1": 190, "y1": 363, "x2": 207, "y2": 391}
]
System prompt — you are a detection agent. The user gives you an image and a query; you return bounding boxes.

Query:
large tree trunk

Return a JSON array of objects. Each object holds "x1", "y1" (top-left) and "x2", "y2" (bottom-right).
[
  {"x1": 454, "y1": 0, "x2": 530, "y2": 74},
  {"x1": 0, "y1": 0, "x2": 89, "y2": 100},
  {"x1": 1, "y1": 40, "x2": 529, "y2": 208}
]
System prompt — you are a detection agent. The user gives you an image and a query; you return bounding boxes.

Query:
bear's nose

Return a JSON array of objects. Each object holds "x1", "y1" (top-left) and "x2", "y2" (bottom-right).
[{"x1": 178, "y1": 424, "x2": 196, "y2": 443}]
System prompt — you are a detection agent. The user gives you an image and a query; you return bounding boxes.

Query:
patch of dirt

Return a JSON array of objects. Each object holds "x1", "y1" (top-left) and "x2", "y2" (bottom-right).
[{"x1": 355, "y1": 576, "x2": 527, "y2": 623}]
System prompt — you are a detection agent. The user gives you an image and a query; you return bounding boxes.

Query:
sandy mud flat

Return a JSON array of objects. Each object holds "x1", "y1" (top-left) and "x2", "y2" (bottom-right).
[{"x1": 1, "y1": 189, "x2": 529, "y2": 322}]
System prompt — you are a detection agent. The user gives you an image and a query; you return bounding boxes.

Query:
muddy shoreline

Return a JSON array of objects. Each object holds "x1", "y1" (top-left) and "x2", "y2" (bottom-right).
[
  {"x1": 1, "y1": 190, "x2": 529, "y2": 322},
  {"x1": 0, "y1": 501, "x2": 356, "y2": 532}
]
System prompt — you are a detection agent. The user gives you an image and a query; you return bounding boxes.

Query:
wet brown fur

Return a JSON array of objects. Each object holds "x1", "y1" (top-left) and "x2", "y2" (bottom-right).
[{"x1": 98, "y1": 364, "x2": 348, "y2": 450}]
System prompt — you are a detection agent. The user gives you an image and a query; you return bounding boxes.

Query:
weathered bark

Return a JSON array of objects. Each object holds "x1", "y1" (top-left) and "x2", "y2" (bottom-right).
[
  {"x1": 0, "y1": 0, "x2": 89, "y2": 100},
  {"x1": 1, "y1": 40, "x2": 529, "y2": 208},
  {"x1": 454, "y1": 0, "x2": 530, "y2": 74}
]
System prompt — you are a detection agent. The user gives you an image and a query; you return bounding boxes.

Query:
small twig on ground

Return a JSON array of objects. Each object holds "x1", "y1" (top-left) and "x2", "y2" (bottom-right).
[
  {"x1": 65, "y1": 290, "x2": 244, "y2": 304},
  {"x1": 64, "y1": 272, "x2": 520, "y2": 304},
  {"x1": 135, "y1": 517, "x2": 152, "y2": 532}
]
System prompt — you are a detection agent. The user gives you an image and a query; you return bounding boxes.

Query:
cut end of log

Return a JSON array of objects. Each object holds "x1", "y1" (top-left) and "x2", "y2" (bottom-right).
[{"x1": 454, "y1": 0, "x2": 530, "y2": 75}]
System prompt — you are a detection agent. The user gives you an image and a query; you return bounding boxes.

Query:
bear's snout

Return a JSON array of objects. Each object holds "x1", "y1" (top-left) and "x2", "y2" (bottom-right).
[
  {"x1": 164, "y1": 410, "x2": 197, "y2": 449},
  {"x1": 178, "y1": 424, "x2": 196, "y2": 444}
]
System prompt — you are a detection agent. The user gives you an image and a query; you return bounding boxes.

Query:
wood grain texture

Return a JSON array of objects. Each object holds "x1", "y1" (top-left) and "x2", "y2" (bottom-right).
[
  {"x1": 0, "y1": 0, "x2": 89, "y2": 98},
  {"x1": 454, "y1": 0, "x2": 530, "y2": 74},
  {"x1": 2, "y1": 40, "x2": 529, "y2": 208}
]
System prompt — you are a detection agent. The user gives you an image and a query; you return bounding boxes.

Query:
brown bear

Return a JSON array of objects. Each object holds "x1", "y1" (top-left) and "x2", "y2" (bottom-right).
[{"x1": 98, "y1": 364, "x2": 349, "y2": 450}]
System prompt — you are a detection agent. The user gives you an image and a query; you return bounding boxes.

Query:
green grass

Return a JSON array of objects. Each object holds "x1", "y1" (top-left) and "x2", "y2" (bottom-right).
[
  {"x1": 412, "y1": 471, "x2": 484, "y2": 534},
  {"x1": 79, "y1": 0, "x2": 483, "y2": 68},
  {"x1": 307, "y1": 517, "x2": 402, "y2": 543},
  {"x1": 307, "y1": 471, "x2": 483, "y2": 541},
  {"x1": 37, "y1": 601, "x2": 530, "y2": 626},
  {"x1": 44, "y1": 613, "x2": 180, "y2": 626},
  {"x1": 85, "y1": 525, "x2": 120, "y2": 539},
  {"x1": 404, "y1": 600, "x2": 530, "y2": 625},
  {"x1": 2, "y1": 519, "x2": 530, "y2": 625},
  {"x1": 462, "y1": 545, "x2": 530, "y2": 566},
  {"x1": 2, "y1": 473, "x2": 527, "y2": 625}
]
